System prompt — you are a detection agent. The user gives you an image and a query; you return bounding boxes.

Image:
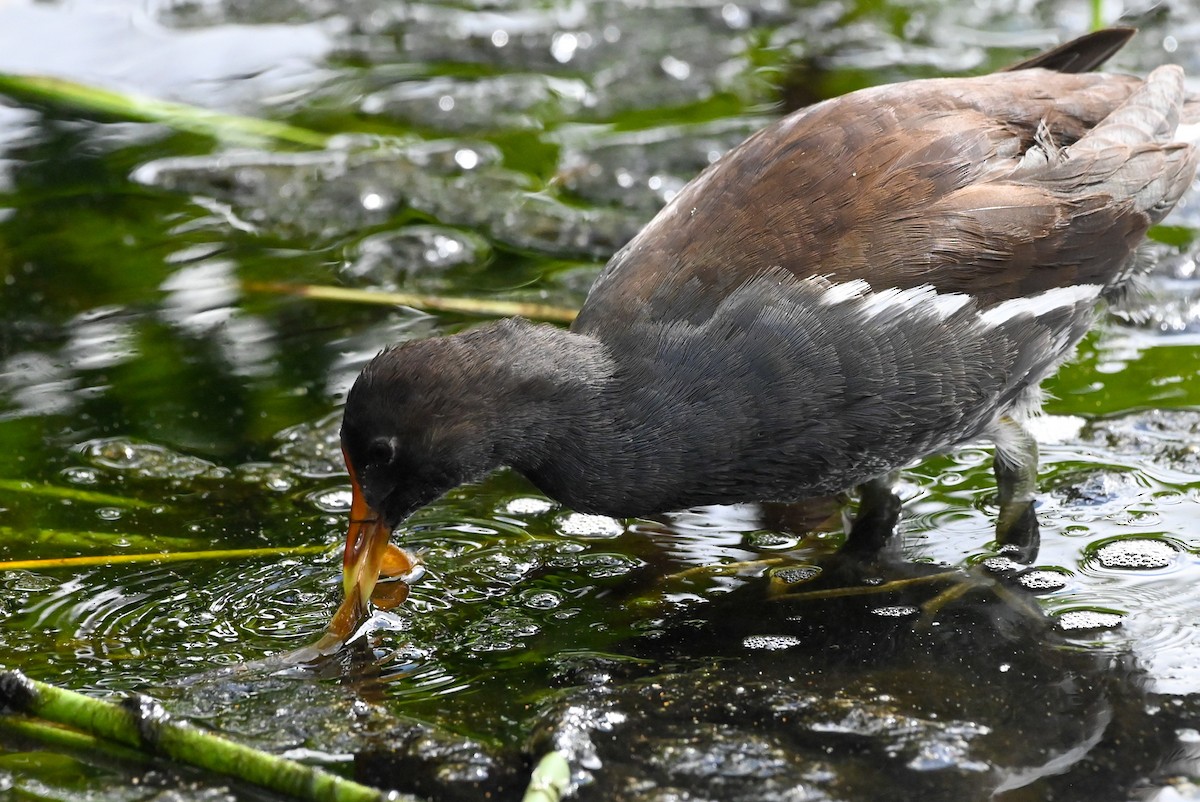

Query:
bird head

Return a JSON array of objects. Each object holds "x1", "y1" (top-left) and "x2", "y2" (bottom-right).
[{"x1": 337, "y1": 338, "x2": 501, "y2": 616}]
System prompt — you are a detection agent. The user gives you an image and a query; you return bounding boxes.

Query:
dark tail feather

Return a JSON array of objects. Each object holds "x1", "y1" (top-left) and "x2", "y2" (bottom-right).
[{"x1": 1003, "y1": 27, "x2": 1136, "y2": 74}]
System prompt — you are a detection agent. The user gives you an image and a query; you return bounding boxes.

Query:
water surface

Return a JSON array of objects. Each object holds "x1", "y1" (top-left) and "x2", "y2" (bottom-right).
[{"x1": 1, "y1": 1, "x2": 1199, "y2": 800}]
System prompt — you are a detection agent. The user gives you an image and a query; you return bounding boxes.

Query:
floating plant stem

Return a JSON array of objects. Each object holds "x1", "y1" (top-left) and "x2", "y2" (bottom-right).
[
  {"x1": 0, "y1": 544, "x2": 328, "y2": 572},
  {"x1": 0, "y1": 671, "x2": 415, "y2": 802},
  {"x1": 0, "y1": 74, "x2": 329, "y2": 148},
  {"x1": 243, "y1": 281, "x2": 579, "y2": 324}
]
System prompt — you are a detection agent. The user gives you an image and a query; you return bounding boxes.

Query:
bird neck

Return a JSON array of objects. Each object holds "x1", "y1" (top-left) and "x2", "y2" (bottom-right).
[
  {"x1": 465, "y1": 321, "x2": 670, "y2": 514},
  {"x1": 481, "y1": 322, "x2": 625, "y2": 498}
]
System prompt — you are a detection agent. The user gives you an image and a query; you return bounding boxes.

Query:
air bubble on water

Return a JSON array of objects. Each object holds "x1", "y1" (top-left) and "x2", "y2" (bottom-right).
[
  {"x1": 1055, "y1": 609, "x2": 1124, "y2": 632},
  {"x1": 1017, "y1": 570, "x2": 1069, "y2": 592},
  {"x1": 505, "y1": 497, "x2": 554, "y2": 515},
  {"x1": 872, "y1": 605, "x2": 919, "y2": 618},
  {"x1": 558, "y1": 513, "x2": 623, "y2": 539},
  {"x1": 770, "y1": 565, "x2": 821, "y2": 585},
  {"x1": 61, "y1": 467, "x2": 100, "y2": 485},
  {"x1": 1093, "y1": 538, "x2": 1177, "y2": 571},
  {"x1": 743, "y1": 634, "x2": 803, "y2": 651},
  {"x1": 307, "y1": 487, "x2": 352, "y2": 513}
]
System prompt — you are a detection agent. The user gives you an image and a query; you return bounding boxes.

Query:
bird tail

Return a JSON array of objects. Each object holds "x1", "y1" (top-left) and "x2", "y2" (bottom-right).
[{"x1": 1069, "y1": 65, "x2": 1198, "y2": 226}]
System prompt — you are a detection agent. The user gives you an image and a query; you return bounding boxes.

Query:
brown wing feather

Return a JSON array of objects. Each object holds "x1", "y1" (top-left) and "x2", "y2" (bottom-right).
[{"x1": 574, "y1": 65, "x2": 1194, "y2": 334}]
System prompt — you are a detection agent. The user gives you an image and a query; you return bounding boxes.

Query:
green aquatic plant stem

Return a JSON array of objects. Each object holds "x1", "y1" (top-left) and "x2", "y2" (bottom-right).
[
  {"x1": 0, "y1": 74, "x2": 328, "y2": 148},
  {"x1": 0, "y1": 671, "x2": 411, "y2": 802},
  {"x1": 0, "y1": 544, "x2": 328, "y2": 572},
  {"x1": 0, "y1": 524, "x2": 203, "y2": 554},
  {"x1": 0, "y1": 478, "x2": 155, "y2": 508},
  {"x1": 522, "y1": 751, "x2": 571, "y2": 802},
  {"x1": 243, "y1": 281, "x2": 580, "y2": 324},
  {"x1": 0, "y1": 714, "x2": 149, "y2": 764}
]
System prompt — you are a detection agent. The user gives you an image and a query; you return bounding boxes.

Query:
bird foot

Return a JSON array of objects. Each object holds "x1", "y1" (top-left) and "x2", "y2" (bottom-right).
[
  {"x1": 768, "y1": 553, "x2": 1047, "y2": 629},
  {"x1": 767, "y1": 567, "x2": 963, "y2": 602}
]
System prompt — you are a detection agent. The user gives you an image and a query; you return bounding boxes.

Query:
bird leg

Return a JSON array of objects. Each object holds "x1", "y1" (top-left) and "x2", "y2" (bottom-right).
[
  {"x1": 774, "y1": 448, "x2": 1046, "y2": 624},
  {"x1": 907, "y1": 419, "x2": 1043, "y2": 619},
  {"x1": 664, "y1": 473, "x2": 902, "y2": 587},
  {"x1": 842, "y1": 471, "x2": 903, "y2": 555},
  {"x1": 665, "y1": 443, "x2": 1042, "y2": 621},
  {"x1": 992, "y1": 416, "x2": 1041, "y2": 564}
]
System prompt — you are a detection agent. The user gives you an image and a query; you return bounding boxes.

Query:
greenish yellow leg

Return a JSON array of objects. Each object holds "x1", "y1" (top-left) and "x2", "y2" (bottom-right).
[{"x1": 993, "y1": 417, "x2": 1041, "y2": 563}]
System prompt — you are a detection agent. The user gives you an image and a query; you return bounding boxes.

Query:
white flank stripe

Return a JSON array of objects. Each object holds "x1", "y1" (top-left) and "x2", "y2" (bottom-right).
[
  {"x1": 816, "y1": 278, "x2": 1099, "y2": 326},
  {"x1": 817, "y1": 279, "x2": 971, "y2": 320},
  {"x1": 979, "y1": 284, "x2": 1103, "y2": 326},
  {"x1": 858, "y1": 285, "x2": 972, "y2": 319},
  {"x1": 818, "y1": 278, "x2": 871, "y2": 304}
]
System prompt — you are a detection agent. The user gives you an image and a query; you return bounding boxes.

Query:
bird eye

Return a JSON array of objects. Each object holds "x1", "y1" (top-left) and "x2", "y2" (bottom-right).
[{"x1": 367, "y1": 436, "x2": 397, "y2": 466}]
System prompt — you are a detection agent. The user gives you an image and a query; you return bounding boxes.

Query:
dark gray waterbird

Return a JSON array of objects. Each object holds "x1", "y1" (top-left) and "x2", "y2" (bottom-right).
[{"x1": 336, "y1": 28, "x2": 1199, "y2": 611}]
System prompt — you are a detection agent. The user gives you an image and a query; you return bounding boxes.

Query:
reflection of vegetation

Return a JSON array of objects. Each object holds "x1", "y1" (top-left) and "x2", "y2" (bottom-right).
[
  {"x1": 1046, "y1": 334, "x2": 1200, "y2": 416},
  {"x1": 1149, "y1": 224, "x2": 1198, "y2": 249}
]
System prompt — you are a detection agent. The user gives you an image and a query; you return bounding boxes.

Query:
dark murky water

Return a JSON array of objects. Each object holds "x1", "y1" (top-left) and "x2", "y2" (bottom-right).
[{"x1": 1, "y1": 1, "x2": 1200, "y2": 800}]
